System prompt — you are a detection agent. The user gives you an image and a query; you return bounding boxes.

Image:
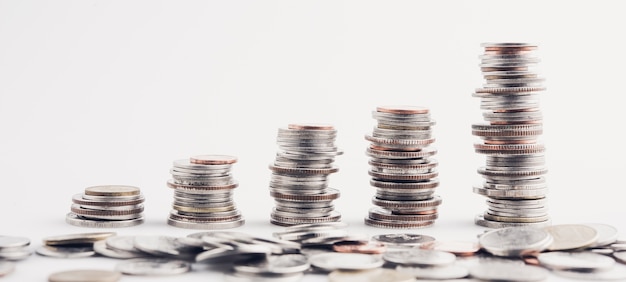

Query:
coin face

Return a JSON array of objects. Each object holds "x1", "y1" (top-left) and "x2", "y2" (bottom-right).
[
  {"x1": 84, "y1": 185, "x2": 141, "y2": 197},
  {"x1": 233, "y1": 254, "x2": 310, "y2": 275},
  {"x1": 383, "y1": 248, "x2": 456, "y2": 266},
  {"x1": 190, "y1": 155, "x2": 238, "y2": 165},
  {"x1": 48, "y1": 269, "x2": 122, "y2": 282},
  {"x1": 371, "y1": 233, "x2": 435, "y2": 247},
  {"x1": 537, "y1": 251, "x2": 615, "y2": 271},
  {"x1": 544, "y1": 224, "x2": 599, "y2": 251},
  {"x1": 0, "y1": 236, "x2": 30, "y2": 249},
  {"x1": 585, "y1": 223, "x2": 619, "y2": 247},
  {"x1": 469, "y1": 261, "x2": 548, "y2": 282},
  {"x1": 478, "y1": 226, "x2": 553, "y2": 257}
]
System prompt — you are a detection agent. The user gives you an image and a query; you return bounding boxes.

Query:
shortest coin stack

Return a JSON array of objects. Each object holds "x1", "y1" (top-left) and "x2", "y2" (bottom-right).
[
  {"x1": 66, "y1": 185, "x2": 145, "y2": 228},
  {"x1": 166, "y1": 155, "x2": 245, "y2": 229}
]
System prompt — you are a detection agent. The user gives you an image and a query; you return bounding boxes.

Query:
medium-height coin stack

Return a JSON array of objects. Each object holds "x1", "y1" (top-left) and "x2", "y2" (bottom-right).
[
  {"x1": 472, "y1": 43, "x2": 550, "y2": 228},
  {"x1": 364, "y1": 106, "x2": 441, "y2": 229},
  {"x1": 268, "y1": 123, "x2": 343, "y2": 226},
  {"x1": 66, "y1": 185, "x2": 145, "y2": 228},
  {"x1": 166, "y1": 155, "x2": 245, "y2": 229}
]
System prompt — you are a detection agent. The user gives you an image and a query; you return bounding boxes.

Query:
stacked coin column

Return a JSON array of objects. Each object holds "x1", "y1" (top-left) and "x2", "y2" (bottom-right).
[
  {"x1": 472, "y1": 43, "x2": 549, "y2": 228},
  {"x1": 166, "y1": 155, "x2": 245, "y2": 229},
  {"x1": 268, "y1": 124, "x2": 343, "y2": 226},
  {"x1": 364, "y1": 106, "x2": 441, "y2": 229},
  {"x1": 66, "y1": 185, "x2": 145, "y2": 228}
]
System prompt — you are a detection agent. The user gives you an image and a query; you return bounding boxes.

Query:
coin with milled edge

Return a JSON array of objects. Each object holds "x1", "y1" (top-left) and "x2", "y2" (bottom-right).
[
  {"x1": 48, "y1": 269, "x2": 122, "y2": 282},
  {"x1": 328, "y1": 268, "x2": 415, "y2": 282},
  {"x1": 309, "y1": 253, "x2": 384, "y2": 272},
  {"x1": 115, "y1": 258, "x2": 191, "y2": 276}
]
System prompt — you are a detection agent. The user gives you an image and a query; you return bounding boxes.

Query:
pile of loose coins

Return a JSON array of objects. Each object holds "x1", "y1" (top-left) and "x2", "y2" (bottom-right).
[
  {"x1": 2, "y1": 221, "x2": 624, "y2": 281},
  {"x1": 472, "y1": 42, "x2": 549, "y2": 228},
  {"x1": 268, "y1": 123, "x2": 343, "y2": 226},
  {"x1": 364, "y1": 106, "x2": 441, "y2": 229},
  {"x1": 166, "y1": 155, "x2": 245, "y2": 229},
  {"x1": 66, "y1": 185, "x2": 145, "y2": 228}
]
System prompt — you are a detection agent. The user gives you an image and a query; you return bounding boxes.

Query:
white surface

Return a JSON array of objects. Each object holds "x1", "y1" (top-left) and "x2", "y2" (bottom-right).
[{"x1": 1, "y1": 0, "x2": 626, "y2": 281}]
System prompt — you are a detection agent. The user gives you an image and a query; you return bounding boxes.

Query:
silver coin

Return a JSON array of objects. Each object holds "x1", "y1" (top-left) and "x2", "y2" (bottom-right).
[
  {"x1": 48, "y1": 269, "x2": 122, "y2": 282},
  {"x1": 474, "y1": 214, "x2": 551, "y2": 229},
  {"x1": 116, "y1": 258, "x2": 191, "y2": 276},
  {"x1": 106, "y1": 236, "x2": 139, "y2": 252},
  {"x1": 0, "y1": 236, "x2": 30, "y2": 249},
  {"x1": 308, "y1": 253, "x2": 384, "y2": 271},
  {"x1": 479, "y1": 226, "x2": 553, "y2": 257},
  {"x1": 383, "y1": 249, "x2": 456, "y2": 266},
  {"x1": 93, "y1": 240, "x2": 147, "y2": 259},
  {"x1": 396, "y1": 264, "x2": 469, "y2": 279},
  {"x1": 65, "y1": 213, "x2": 144, "y2": 228},
  {"x1": 585, "y1": 223, "x2": 619, "y2": 247},
  {"x1": 469, "y1": 261, "x2": 549, "y2": 282},
  {"x1": 0, "y1": 248, "x2": 32, "y2": 260},
  {"x1": 553, "y1": 263, "x2": 626, "y2": 280},
  {"x1": 538, "y1": 251, "x2": 615, "y2": 271},
  {"x1": 328, "y1": 268, "x2": 415, "y2": 282},
  {"x1": 274, "y1": 229, "x2": 349, "y2": 242},
  {"x1": 0, "y1": 261, "x2": 15, "y2": 277},
  {"x1": 167, "y1": 217, "x2": 245, "y2": 229},
  {"x1": 544, "y1": 224, "x2": 599, "y2": 251},
  {"x1": 36, "y1": 245, "x2": 95, "y2": 258},
  {"x1": 233, "y1": 254, "x2": 309, "y2": 275},
  {"x1": 195, "y1": 244, "x2": 271, "y2": 263},
  {"x1": 371, "y1": 233, "x2": 436, "y2": 247},
  {"x1": 43, "y1": 232, "x2": 116, "y2": 246},
  {"x1": 133, "y1": 235, "x2": 198, "y2": 257}
]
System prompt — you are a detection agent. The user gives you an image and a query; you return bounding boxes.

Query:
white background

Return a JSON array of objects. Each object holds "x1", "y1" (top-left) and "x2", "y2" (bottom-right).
[{"x1": 1, "y1": 0, "x2": 626, "y2": 281}]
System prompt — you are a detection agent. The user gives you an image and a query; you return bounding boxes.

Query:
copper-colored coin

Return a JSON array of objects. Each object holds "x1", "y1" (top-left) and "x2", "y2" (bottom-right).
[
  {"x1": 190, "y1": 155, "x2": 237, "y2": 165},
  {"x1": 333, "y1": 241, "x2": 387, "y2": 254},
  {"x1": 288, "y1": 123, "x2": 334, "y2": 130},
  {"x1": 270, "y1": 189, "x2": 340, "y2": 202},
  {"x1": 376, "y1": 106, "x2": 429, "y2": 115},
  {"x1": 420, "y1": 240, "x2": 480, "y2": 257}
]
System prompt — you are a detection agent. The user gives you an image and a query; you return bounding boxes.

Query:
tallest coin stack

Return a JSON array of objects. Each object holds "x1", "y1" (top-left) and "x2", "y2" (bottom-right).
[{"x1": 472, "y1": 43, "x2": 550, "y2": 228}]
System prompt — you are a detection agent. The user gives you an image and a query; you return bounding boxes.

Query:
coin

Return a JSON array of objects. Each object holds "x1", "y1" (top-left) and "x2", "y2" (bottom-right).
[
  {"x1": 43, "y1": 232, "x2": 116, "y2": 246},
  {"x1": 233, "y1": 254, "x2": 310, "y2": 275},
  {"x1": 190, "y1": 154, "x2": 238, "y2": 165},
  {"x1": 469, "y1": 260, "x2": 549, "y2": 282},
  {"x1": 538, "y1": 251, "x2": 615, "y2": 271},
  {"x1": 332, "y1": 241, "x2": 386, "y2": 254},
  {"x1": 36, "y1": 245, "x2": 96, "y2": 258},
  {"x1": 585, "y1": 223, "x2": 619, "y2": 247},
  {"x1": 420, "y1": 240, "x2": 481, "y2": 256},
  {"x1": 478, "y1": 226, "x2": 553, "y2": 257},
  {"x1": 308, "y1": 253, "x2": 384, "y2": 272},
  {"x1": 93, "y1": 240, "x2": 147, "y2": 259},
  {"x1": 328, "y1": 268, "x2": 415, "y2": 282},
  {"x1": 396, "y1": 264, "x2": 470, "y2": 280},
  {"x1": 115, "y1": 258, "x2": 191, "y2": 276},
  {"x1": 48, "y1": 269, "x2": 122, "y2": 282},
  {"x1": 383, "y1": 248, "x2": 456, "y2": 266},
  {"x1": 371, "y1": 233, "x2": 435, "y2": 247},
  {"x1": 0, "y1": 236, "x2": 30, "y2": 249},
  {"x1": 552, "y1": 263, "x2": 626, "y2": 280},
  {"x1": 543, "y1": 224, "x2": 599, "y2": 251},
  {"x1": 84, "y1": 185, "x2": 141, "y2": 197}
]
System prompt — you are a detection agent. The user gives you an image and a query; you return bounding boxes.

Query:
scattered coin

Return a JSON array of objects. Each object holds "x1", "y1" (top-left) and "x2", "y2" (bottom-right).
[
  {"x1": 233, "y1": 254, "x2": 310, "y2": 275},
  {"x1": 36, "y1": 245, "x2": 96, "y2": 258},
  {"x1": 396, "y1": 264, "x2": 470, "y2": 280},
  {"x1": 383, "y1": 248, "x2": 456, "y2": 266},
  {"x1": 332, "y1": 241, "x2": 386, "y2": 254},
  {"x1": 420, "y1": 240, "x2": 481, "y2": 257},
  {"x1": 469, "y1": 260, "x2": 549, "y2": 282},
  {"x1": 93, "y1": 240, "x2": 147, "y2": 259},
  {"x1": 308, "y1": 253, "x2": 384, "y2": 272},
  {"x1": 48, "y1": 269, "x2": 122, "y2": 282},
  {"x1": 43, "y1": 232, "x2": 116, "y2": 246},
  {"x1": 585, "y1": 223, "x2": 619, "y2": 247},
  {"x1": 544, "y1": 224, "x2": 599, "y2": 251},
  {"x1": 552, "y1": 263, "x2": 626, "y2": 280},
  {"x1": 371, "y1": 233, "x2": 435, "y2": 247},
  {"x1": 115, "y1": 258, "x2": 191, "y2": 276},
  {"x1": 538, "y1": 251, "x2": 616, "y2": 271},
  {"x1": 478, "y1": 226, "x2": 553, "y2": 257}
]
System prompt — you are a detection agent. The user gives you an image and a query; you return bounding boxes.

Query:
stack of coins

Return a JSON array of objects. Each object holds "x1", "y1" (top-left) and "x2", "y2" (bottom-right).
[
  {"x1": 472, "y1": 43, "x2": 549, "y2": 228},
  {"x1": 268, "y1": 123, "x2": 343, "y2": 226},
  {"x1": 66, "y1": 185, "x2": 145, "y2": 228},
  {"x1": 166, "y1": 155, "x2": 245, "y2": 229},
  {"x1": 364, "y1": 106, "x2": 441, "y2": 229}
]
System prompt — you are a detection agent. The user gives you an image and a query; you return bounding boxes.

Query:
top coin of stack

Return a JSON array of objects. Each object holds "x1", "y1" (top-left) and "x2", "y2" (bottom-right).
[
  {"x1": 66, "y1": 185, "x2": 145, "y2": 228},
  {"x1": 268, "y1": 123, "x2": 343, "y2": 226},
  {"x1": 364, "y1": 106, "x2": 441, "y2": 229},
  {"x1": 166, "y1": 155, "x2": 245, "y2": 229},
  {"x1": 471, "y1": 43, "x2": 549, "y2": 229}
]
